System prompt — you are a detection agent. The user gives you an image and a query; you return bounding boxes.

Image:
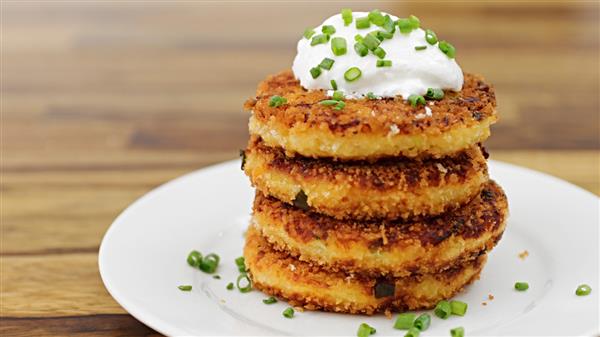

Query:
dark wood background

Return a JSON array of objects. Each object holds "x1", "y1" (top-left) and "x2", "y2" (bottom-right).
[{"x1": 1, "y1": 1, "x2": 598, "y2": 336}]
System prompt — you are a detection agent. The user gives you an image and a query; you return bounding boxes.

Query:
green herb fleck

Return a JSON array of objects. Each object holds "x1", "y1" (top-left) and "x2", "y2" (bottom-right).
[
  {"x1": 269, "y1": 95, "x2": 287, "y2": 107},
  {"x1": 576, "y1": 284, "x2": 592, "y2": 296},
  {"x1": 283, "y1": 307, "x2": 294, "y2": 318},
  {"x1": 357, "y1": 323, "x2": 376, "y2": 337},
  {"x1": 178, "y1": 285, "x2": 192, "y2": 291}
]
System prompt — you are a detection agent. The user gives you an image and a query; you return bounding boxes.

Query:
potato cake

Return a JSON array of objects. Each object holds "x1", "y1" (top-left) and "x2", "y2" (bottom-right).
[
  {"x1": 245, "y1": 70, "x2": 496, "y2": 160},
  {"x1": 243, "y1": 136, "x2": 488, "y2": 220},
  {"x1": 252, "y1": 180, "x2": 507, "y2": 277}
]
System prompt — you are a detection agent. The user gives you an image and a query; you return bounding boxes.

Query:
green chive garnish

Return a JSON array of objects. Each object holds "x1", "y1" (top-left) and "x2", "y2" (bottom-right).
[
  {"x1": 310, "y1": 67, "x2": 322, "y2": 79},
  {"x1": 357, "y1": 323, "x2": 376, "y2": 337},
  {"x1": 413, "y1": 313, "x2": 431, "y2": 331},
  {"x1": 199, "y1": 253, "x2": 219, "y2": 274},
  {"x1": 368, "y1": 9, "x2": 385, "y2": 26},
  {"x1": 408, "y1": 94, "x2": 426, "y2": 107},
  {"x1": 269, "y1": 95, "x2": 287, "y2": 108},
  {"x1": 331, "y1": 37, "x2": 347, "y2": 56},
  {"x1": 334, "y1": 100, "x2": 346, "y2": 110},
  {"x1": 235, "y1": 256, "x2": 246, "y2": 272},
  {"x1": 362, "y1": 34, "x2": 380, "y2": 51},
  {"x1": 303, "y1": 28, "x2": 315, "y2": 40},
  {"x1": 354, "y1": 42, "x2": 369, "y2": 57},
  {"x1": 356, "y1": 16, "x2": 371, "y2": 29},
  {"x1": 397, "y1": 18, "x2": 413, "y2": 34},
  {"x1": 383, "y1": 15, "x2": 395, "y2": 33},
  {"x1": 415, "y1": 45, "x2": 427, "y2": 51},
  {"x1": 425, "y1": 29, "x2": 438, "y2": 45},
  {"x1": 237, "y1": 274, "x2": 252, "y2": 293},
  {"x1": 322, "y1": 25, "x2": 336, "y2": 35},
  {"x1": 438, "y1": 40, "x2": 456, "y2": 58},
  {"x1": 187, "y1": 250, "x2": 202, "y2": 268},
  {"x1": 408, "y1": 15, "x2": 420, "y2": 29},
  {"x1": 344, "y1": 67, "x2": 362, "y2": 82},
  {"x1": 282, "y1": 307, "x2": 294, "y2": 318},
  {"x1": 263, "y1": 296, "x2": 277, "y2": 304},
  {"x1": 393, "y1": 313, "x2": 415, "y2": 330},
  {"x1": 434, "y1": 300, "x2": 452, "y2": 319},
  {"x1": 576, "y1": 284, "x2": 592, "y2": 296},
  {"x1": 330, "y1": 79, "x2": 338, "y2": 90},
  {"x1": 376, "y1": 60, "x2": 392, "y2": 67},
  {"x1": 341, "y1": 9, "x2": 353, "y2": 26},
  {"x1": 226, "y1": 282, "x2": 234, "y2": 290},
  {"x1": 332, "y1": 91, "x2": 344, "y2": 101},
  {"x1": 320, "y1": 99, "x2": 339, "y2": 106},
  {"x1": 319, "y1": 57, "x2": 335, "y2": 70},
  {"x1": 425, "y1": 88, "x2": 444, "y2": 100},
  {"x1": 366, "y1": 92, "x2": 378, "y2": 100},
  {"x1": 354, "y1": 34, "x2": 364, "y2": 43},
  {"x1": 404, "y1": 327, "x2": 420, "y2": 337},
  {"x1": 515, "y1": 282, "x2": 529, "y2": 291},
  {"x1": 178, "y1": 285, "x2": 192, "y2": 291},
  {"x1": 376, "y1": 31, "x2": 393, "y2": 40},
  {"x1": 213, "y1": 275, "x2": 221, "y2": 279},
  {"x1": 450, "y1": 327, "x2": 465, "y2": 337},
  {"x1": 373, "y1": 47, "x2": 386, "y2": 59},
  {"x1": 450, "y1": 300, "x2": 468, "y2": 316},
  {"x1": 310, "y1": 34, "x2": 329, "y2": 46}
]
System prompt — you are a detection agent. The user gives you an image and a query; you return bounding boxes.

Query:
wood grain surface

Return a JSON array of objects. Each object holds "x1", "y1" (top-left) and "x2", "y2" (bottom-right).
[{"x1": 1, "y1": 2, "x2": 598, "y2": 336}]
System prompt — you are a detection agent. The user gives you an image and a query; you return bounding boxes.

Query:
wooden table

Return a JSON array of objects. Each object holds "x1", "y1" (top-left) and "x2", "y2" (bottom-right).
[{"x1": 2, "y1": 2, "x2": 598, "y2": 336}]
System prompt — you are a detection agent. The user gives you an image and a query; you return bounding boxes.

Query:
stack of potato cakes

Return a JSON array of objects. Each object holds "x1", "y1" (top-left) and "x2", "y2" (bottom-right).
[{"x1": 241, "y1": 70, "x2": 507, "y2": 315}]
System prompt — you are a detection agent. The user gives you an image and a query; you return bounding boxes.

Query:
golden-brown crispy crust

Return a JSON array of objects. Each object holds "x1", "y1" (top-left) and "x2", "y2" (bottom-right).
[
  {"x1": 252, "y1": 180, "x2": 507, "y2": 277},
  {"x1": 245, "y1": 227, "x2": 486, "y2": 315},
  {"x1": 245, "y1": 70, "x2": 497, "y2": 160},
  {"x1": 244, "y1": 136, "x2": 489, "y2": 220}
]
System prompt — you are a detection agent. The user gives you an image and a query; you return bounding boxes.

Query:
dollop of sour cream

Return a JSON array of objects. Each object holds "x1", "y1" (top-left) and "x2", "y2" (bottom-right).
[{"x1": 292, "y1": 12, "x2": 463, "y2": 99}]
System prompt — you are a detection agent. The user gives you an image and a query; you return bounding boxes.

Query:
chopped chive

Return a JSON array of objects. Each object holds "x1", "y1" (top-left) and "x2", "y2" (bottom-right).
[
  {"x1": 354, "y1": 34, "x2": 364, "y2": 43},
  {"x1": 397, "y1": 18, "x2": 414, "y2": 34},
  {"x1": 342, "y1": 9, "x2": 353, "y2": 26},
  {"x1": 199, "y1": 253, "x2": 219, "y2": 274},
  {"x1": 413, "y1": 313, "x2": 431, "y2": 331},
  {"x1": 187, "y1": 250, "x2": 202, "y2": 268},
  {"x1": 212, "y1": 275, "x2": 221, "y2": 279},
  {"x1": 362, "y1": 34, "x2": 380, "y2": 51},
  {"x1": 282, "y1": 307, "x2": 294, "y2": 318},
  {"x1": 376, "y1": 60, "x2": 392, "y2": 67},
  {"x1": 226, "y1": 282, "x2": 234, "y2": 290},
  {"x1": 373, "y1": 47, "x2": 386, "y2": 59},
  {"x1": 415, "y1": 45, "x2": 427, "y2": 51},
  {"x1": 237, "y1": 274, "x2": 252, "y2": 293},
  {"x1": 408, "y1": 15, "x2": 420, "y2": 29},
  {"x1": 310, "y1": 67, "x2": 322, "y2": 79},
  {"x1": 268, "y1": 95, "x2": 287, "y2": 108},
  {"x1": 425, "y1": 88, "x2": 444, "y2": 100},
  {"x1": 330, "y1": 79, "x2": 338, "y2": 90},
  {"x1": 319, "y1": 57, "x2": 335, "y2": 70},
  {"x1": 450, "y1": 327, "x2": 465, "y2": 337},
  {"x1": 357, "y1": 323, "x2": 376, "y2": 337},
  {"x1": 425, "y1": 29, "x2": 438, "y2": 45},
  {"x1": 368, "y1": 9, "x2": 385, "y2": 26},
  {"x1": 334, "y1": 100, "x2": 346, "y2": 110},
  {"x1": 356, "y1": 16, "x2": 371, "y2": 29},
  {"x1": 383, "y1": 15, "x2": 395, "y2": 33},
  {"x1": 354, "y1": 42, "x2": 369, "y2": 57},
  {"x1": 344, "y1": 67, "x2": 362, "y2": 82},
  {"x1": 376, "y1": 30, "x2": 394, "y2": 40},
  {"x1": 332, "y1": 91, "x2": 344, "y2": 101},
  {"x1": 178, "y1": 285, "x2": 192, "y2": 291},
  {"x1": 404, "y1": 327, "x2": 420, "y2": 337},
  {"x1": 515, "y1": 282, "x2": 529, "y2": 291},
  {"x1": 408, "y1": 94, "x2": 426, "y2": 107},
  {"x1": 310, "y1": 34, "x2": 329, "y2": 46},
  {"x1": 263, "y1": 296, "x2": 277, "y2": 304},
  {"x1": 331, "y1": 37, "x2": 347, "y2": 56},
  {"x1": 235, "y1": 256, "x2": 246, "y2": 272},
  {"x1": 438, "y1": 40, "x2": 456, "y2": 58},
  {"x1": 366, "y1": 92, "x2": 378, "y2": 100},
  {"x1": 320, "y1": 99, "x2": 339, "y2": 106},
  {"x1": 576, "y1": 284, "x2": 592, "y2": 296},
  {"x1": 434, "y1": 300, "x2": 452, "y2": 319},
  {"x1": 450, "y1": 300, "x2": 468, "y2": 316},
  {"x1": 322, "y1": 25, "x2": 336, "y2": 35},
  {"x1": 393, "y1": 313, "x2": 415, "y2": 330},
  {"x1": 303, "y1": 28, "x2": 315, "y2": 40}
]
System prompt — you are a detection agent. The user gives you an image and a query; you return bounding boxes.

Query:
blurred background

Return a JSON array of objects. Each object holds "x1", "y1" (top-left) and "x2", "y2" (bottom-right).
[{"x1": 2, "y1": 1, "x2": 598, "y2": 335}]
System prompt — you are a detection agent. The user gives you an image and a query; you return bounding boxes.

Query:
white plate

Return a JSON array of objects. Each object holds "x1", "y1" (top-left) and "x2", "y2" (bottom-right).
[{"x1": 99, "y1": 159, "x2": 599, "y2": 336}]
